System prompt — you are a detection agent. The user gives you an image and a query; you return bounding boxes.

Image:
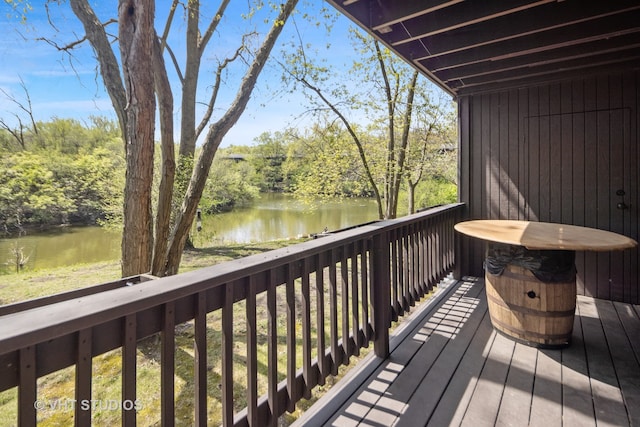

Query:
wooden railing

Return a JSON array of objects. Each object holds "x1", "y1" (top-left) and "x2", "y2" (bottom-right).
[{"x1": 0, "y1": 203, "x2": 464, "y2": 426}]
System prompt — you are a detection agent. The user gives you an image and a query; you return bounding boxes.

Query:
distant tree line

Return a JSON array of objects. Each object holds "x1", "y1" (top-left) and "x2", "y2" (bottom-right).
[
  {"x1": 0, "y1": 113, "x2": 456, "y2": 235},
  {"x1": 0, "y1": 117, "x2": 124, "y2": 232}
]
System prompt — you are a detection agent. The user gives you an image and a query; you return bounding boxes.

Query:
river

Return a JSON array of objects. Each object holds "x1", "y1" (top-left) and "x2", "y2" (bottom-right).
[{"x1": 0, "y1": 194, "x2": 380, "y2": 271}]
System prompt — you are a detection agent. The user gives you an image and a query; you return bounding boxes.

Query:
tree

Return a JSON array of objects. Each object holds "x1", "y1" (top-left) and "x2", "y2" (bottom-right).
[
  {"x1": 48, "y1": 0, "x2": 299, "y2": 276},
  {"x1": 251, "y1": 131, "x2": 288, "y2": 192},
  {"x1": 201, "y1": 151, "x2": 260, "y2": 213},
  {"x1": 285, "y1": 120, "x2": 372, "y2": 200},
  {"x1": 0, "y1": 152, "x2": 74, "y2": 229},
  {"x1": 405, "y1": 93, "x2": 457, "y2": 214},
  {"x1": 0, "y1": 77, "x2": 39, "y2": 150},
  {"x1": 282, "y1": 27, "x2": 438, "y2": 219}
]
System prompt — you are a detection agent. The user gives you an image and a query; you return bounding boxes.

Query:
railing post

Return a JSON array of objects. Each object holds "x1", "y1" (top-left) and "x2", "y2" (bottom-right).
[{"x1": 372, "y1": 232, "x2": 391, "y2": 358}]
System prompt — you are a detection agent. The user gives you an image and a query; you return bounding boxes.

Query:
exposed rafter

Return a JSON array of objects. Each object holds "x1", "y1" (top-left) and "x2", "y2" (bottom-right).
[{"x1": 327, "y1": 0, "x2": 640, "y2": 96}]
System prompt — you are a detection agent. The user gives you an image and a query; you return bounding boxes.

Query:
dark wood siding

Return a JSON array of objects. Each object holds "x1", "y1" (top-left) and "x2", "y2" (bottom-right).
[{"x1": 458, "y1": 71, "x2": 639, "y2": 304}]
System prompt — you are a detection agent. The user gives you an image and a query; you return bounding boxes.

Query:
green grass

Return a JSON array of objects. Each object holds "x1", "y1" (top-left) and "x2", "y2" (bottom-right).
[{"x1": 0, "y1": 240, "x2": 299, "y2": 306}]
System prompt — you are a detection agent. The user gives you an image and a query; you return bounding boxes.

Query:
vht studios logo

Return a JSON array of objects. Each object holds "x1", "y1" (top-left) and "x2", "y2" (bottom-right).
[{"x1": 34, "y1": 399, "x2": 143, "y2": 412}]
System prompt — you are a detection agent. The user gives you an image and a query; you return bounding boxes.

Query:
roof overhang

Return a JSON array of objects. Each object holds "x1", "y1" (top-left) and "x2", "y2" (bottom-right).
[{"x1": 326, "y1": 0, "x2": 640, "y2": 97}]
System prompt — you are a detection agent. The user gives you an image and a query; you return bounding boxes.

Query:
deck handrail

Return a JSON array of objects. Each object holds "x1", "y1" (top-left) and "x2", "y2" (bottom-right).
[{"x1": 0, "y1": 202, "x2": 465, "y2": 426}]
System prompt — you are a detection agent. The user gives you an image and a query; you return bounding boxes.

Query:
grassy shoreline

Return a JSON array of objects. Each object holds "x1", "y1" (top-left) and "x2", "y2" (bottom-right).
[{"x1": 0, "y1": 239, "x2": 302, "y2": 306}]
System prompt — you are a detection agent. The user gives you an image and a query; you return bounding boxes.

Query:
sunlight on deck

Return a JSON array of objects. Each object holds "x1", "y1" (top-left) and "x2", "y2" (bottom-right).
[
  {"x1": 327, "y1": 279, "x2": 483, "y2": 426},
  {"x1": 414, "y1": 282, "x2": 479, "y2": 342}
]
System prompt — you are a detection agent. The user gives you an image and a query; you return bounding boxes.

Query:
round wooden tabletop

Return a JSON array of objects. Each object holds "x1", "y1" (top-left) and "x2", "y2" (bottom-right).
[{"x1": 454, "y1": 220, "x2": 638, "y2": 251}]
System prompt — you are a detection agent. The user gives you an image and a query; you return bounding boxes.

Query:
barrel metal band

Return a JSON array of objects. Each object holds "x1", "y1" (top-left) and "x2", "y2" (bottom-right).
[
  {"x1": 492, "y1": 268, "x2": 574, "y2": 285},
  {"x1": 486, "y1": 292, "x2": 576, "y2": 317}
]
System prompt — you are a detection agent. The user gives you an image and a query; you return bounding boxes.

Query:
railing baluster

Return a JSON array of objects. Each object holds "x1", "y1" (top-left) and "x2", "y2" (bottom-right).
[
  {"x1": 403, "y1": 227, "x2": 413, "y2": 306},
  {"x1": 418, "y1": 221, "x2": 427, "y2": 295},
  {"x1": 417, "y1": 226, "x2": 423, "y2": 293},
  {"x1": 18, "y1": 346, "x2": 36, "y2": 427},
  {"x1": 161, "y1": 301, "x2": 175, "y2": 426},
  {"x1": 194, "y1": 292, "x2": 207, "y2": 427},
  {"x1": 428, "y1": 220, "x2": 435, "y2": 288},
  {"x1": 267, "y1": 269, "x2": 278, "y2": 427},
  {"x1": 315, "y1": 253, "x2": 327, "y2": 383},
  {"x1": 410, "y1": 224, "x2": 416, "y2": 297},
  {"x1": 390, "y1": 229, "x2": 400, "y2": 319},
  {"x1": 423, "y1": 219, "x2": 431, "y2": 292},
  {"x1": 351, "y1": 241, "x2": 361, "y2": 355},
  {"x1": 329, "y1": 248, "x2": 340, "y2": 374},
  {"x1": 436, "y1": 219, "x2": 443, "y2": 281},
  {"x1": 222, "y1": 283, "x2": 234, "y2": 427},
  {"x1": 286, "y1": 262, "x2": 298, "y2": 412},
  {"x1": 247, "y1": 276, "x2": 258, "y2": 426},
  {"x1": 361, "y1": 240, "x2": 371, "y2": 345},
  {"x1": 301, "y1": 259, "x2": 313, "y2": 398},
  {"x1": 75, "y1": 328, "x2": 92, "y2": 426},
  {"x1": 122, "y1": 314, "x2": 137, "y2": 427},
  {"x1": 340, "y1": 247, "x2": 351, "y2": 359},
  {"x1": 398, "y1": 230, "x2": 406, "y2": 309}
]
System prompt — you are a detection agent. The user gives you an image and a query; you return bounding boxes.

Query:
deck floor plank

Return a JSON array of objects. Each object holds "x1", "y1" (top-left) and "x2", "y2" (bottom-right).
[
  {"x1": 460, "y1": 331, "x2": 515, "y2": 427},
  {"x1": 426, "y1": 305, "x2": 496, "y2": 426},
  {"x1": 529, "y1": 348, "x2": 563, "y2": 427},
  {"x1": 322, "y1": 279, "x2": 468, "y2": 426},
  {"x1": 394, "y1": 283, "x2": 487, "y2": 427},
  {"x1": 294, "y1": 278, "x2": 640, "y2": 427},
  {"x1": 559, "y1": 302, "x2": 596, "y2": 427},
  {"x1": 613, "y1": 301, "x2": 640, "y2": 363},
  {"x1": 578, "y1": 297, "x2": 629, "y2": 427},
  {"x1": 494, "y1": 342, "x2": 537, "y2": 427},
  {"x1": 596, "y1": 299, "x2": 640, "y2": 425}
]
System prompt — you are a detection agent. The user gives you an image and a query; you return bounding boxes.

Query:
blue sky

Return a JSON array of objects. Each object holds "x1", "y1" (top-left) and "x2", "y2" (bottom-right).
[{"x1": 0, "y1": 1, "x2": 357, "y2": 147}]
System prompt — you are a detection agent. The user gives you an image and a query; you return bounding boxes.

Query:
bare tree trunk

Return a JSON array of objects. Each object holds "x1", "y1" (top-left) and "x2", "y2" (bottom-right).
[
  {"x1": 161, "y1": 0, "x2": 299, "y2": 275},
  {"x1": 390, "y1": 70, "x2": 419, "y2": 218},
  {"x1": 375, "y1": 41, "x2": 396, "y2": 220},
  {"x1": 119, "y1": 0, "x2": 156, "y2": 276},
  {"x1": 151, "y1": 34, "x2": 175, "y2": 277},
  {"x1": 407, "y1": 181, "x2": 417, "y2": 214}
]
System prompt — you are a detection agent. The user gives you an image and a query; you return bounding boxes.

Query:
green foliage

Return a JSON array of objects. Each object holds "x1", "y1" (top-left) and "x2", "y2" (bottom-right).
[
  {"x1": 0, "y1": 152, "x2": 74, "y2": 228},
  {"x1": 68, "y1": 148, "x2": 125, "y2": 226},
  {"x1": 250, "y1": 132, "x2": 289, "y2": 192},
  {"x1": 0, "y1": 109, "x2": 456, "y2": 239},
  {"x1": 411, "y1": 177, "x2": 457, "y2": 209},
  {"x1": 0, "y1": 117, "x2": 124, "y2": 231},
  {"x1": 201, "y1": 153, "x2": 260, "y2": 213},
  {"x1": 288, "y1": 123, "x2": 372, "y2": 201}
]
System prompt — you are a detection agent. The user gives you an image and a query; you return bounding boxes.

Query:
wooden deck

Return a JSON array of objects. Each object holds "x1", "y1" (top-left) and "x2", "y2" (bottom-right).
[{"x1": 294, "y1": 277, "x2": 640, "y2": 427}]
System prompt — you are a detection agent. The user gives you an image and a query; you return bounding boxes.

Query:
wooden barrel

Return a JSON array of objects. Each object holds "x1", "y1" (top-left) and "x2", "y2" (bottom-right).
[{"x1": 485, "y1": 264, "x2": 576, "y2": 348}]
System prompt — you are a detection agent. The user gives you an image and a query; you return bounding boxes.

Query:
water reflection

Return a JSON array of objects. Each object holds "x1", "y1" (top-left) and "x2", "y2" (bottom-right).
[
  {"x1": 0, "y1": 227, "x2": 121, "y2": 271},
  {"x1": 0, "y1": 194, "x2": 380, "y2": 270},
  {"x1": 193, "y1": 193, "x2": 379, "y2": 245}
]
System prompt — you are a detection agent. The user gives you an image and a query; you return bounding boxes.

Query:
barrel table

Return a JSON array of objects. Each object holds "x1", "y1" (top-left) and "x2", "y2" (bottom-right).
[{"x1": 455, "y1": 220, "x2": 637, "y2": 348}]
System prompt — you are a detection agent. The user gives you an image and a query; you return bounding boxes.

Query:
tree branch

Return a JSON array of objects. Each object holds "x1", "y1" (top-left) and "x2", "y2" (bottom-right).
[
  {"x1": 195, "y1": 34, "x2": 253, "y2": 139},
  {"x1": 199, "y1": 0, "x2": 231, "y2": 54},
  {"x1": 165, "y1": 0, "x2": 300, "y2": 274},
  {"x1": 69, "y1": 0, "x2": 127, "y2": 143},
  {"x1": 298, "y1": 76, "x2": 384, "y2": 219}
]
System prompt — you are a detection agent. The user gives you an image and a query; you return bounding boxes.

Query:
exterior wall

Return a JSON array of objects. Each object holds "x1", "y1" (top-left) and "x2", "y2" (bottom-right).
[{"x1": 458, "y1": 71, "x2": 639, "y2": 303}]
